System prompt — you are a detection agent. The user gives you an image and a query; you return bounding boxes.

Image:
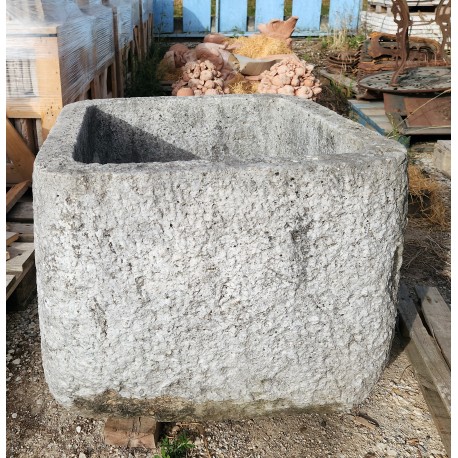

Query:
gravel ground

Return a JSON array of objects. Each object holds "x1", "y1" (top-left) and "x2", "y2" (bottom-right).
[
  {"x1": 6, "y1": 137, "x2": 450, "y2": 457},
  {"x1": 6, "y1": 297, "x2": 448, "y2": 458}
]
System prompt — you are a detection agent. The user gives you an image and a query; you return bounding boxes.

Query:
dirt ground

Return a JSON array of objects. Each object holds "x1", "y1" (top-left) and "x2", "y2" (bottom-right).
[
  {"x1": 5, "y1": 144, "x2": 451, "y2": 458},
  {"x1": 6, "y1": 39, "x2": 451, "y2": 458}
]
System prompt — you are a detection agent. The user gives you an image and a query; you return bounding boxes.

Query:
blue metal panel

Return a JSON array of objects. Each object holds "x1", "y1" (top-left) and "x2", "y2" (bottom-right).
[
  {"x1": 293, "y1": 0, "x2": 322, "y2": 32},
  {"x1": 255, "y1": 0, "x2": 285, "y2": 30},
  {"x1": 328, "y1": 0, "x2": 361, "y2": 30},
  {"x1": 153, "y1": 0, "x2": 174, "y2": 33},
  {"x1": 183, "y1": 0, "x2": 211, "y2": 32},
  {"x1": 219, "y1": 0, "x2": 248, "y2": 33}
]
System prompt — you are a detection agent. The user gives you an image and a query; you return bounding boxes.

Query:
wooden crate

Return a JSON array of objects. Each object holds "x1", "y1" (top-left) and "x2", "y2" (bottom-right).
[
  {"x1": 6, "y1": 16, "x2": 119, "y2": 182},
  {"x1": 6, "y1": 22, "x2": 96, "y2": 142},
  {"x1": 6, "y1": 55, "x2": 117, "y2": 184}
]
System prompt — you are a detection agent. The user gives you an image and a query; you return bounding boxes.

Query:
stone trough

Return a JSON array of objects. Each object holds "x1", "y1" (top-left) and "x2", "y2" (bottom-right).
[{"x1": 33, "y1": 95, "x2": 407, "y2": 421}]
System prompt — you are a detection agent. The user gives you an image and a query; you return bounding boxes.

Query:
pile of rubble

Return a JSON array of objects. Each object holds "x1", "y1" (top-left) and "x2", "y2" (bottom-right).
[{"x1": 159, "y1": 16, "x2": 323, "y2": 100}]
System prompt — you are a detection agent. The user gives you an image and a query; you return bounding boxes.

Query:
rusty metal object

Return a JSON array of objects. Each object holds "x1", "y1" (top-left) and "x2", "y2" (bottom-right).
[
  {"x1": 356, "y1": 32, "x2": 448, "y2": 100},
  {"x1": 435, "y1": 0, "x2": 451, "y2": 60},
  {"x1": 357, "y1": 33, "x2": 447, "y2": 79},
  {"x1": 326, "y1": 50, "x2": 359, "y2": 74},
  {"x1": 365, "y1": 33, "x2": 442, "y2": 60},
  {"x1": 358, "y1": 66, "x2": 451, "y2": 94},
  {"x1": 402, "y1": 95, "x2": 450, "y2": 127},
  {"x1": 390, "y1": 0, "x2": 412, "y2": 86},
  {"x1": 383, "y1": 92, "x2": 451, "y2": 133},
  {"x1": 356, "y1": 0, "x2": 451, "y2": 132}
]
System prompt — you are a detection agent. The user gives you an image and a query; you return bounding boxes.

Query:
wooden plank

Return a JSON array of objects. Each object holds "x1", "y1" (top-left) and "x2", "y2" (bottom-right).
[
  {"x1": 6, "y1": 181, "x2": 30, "y2": 214},
  {"x1": 293, "y1": 0, "x2": 322, "y2": 32},
  {"x1": 414, "y1": 285, "x2": 451, "y2": 368},
  {"x1": 328, "y1": 0, "x2": 362, "y2": 29},
  {"x1": 6, "y1": 163, "x2": 25, "y2": 186},
  {"x1": 183, "y1": 0, "x2": 212, "y2": 32},
  {"x1": 13, "y1": 118, "x2": 37, "y2": 155},
  {"x1": 6, "y1": 232, "x2": 19, "y2": 246},
  {"x1": 6, "y1": 119, "x2": 36, "y2": 181},
  {"x1": 6, "y1": 223, "x2": 34, "y2": 242},
  {"x1": 404, "y1": 339, "x2": 451, "y2": 456},
  {"x1": 6, "y1": 275, "x2": 17, "y2": 297},
  {"x1": 104, "y1": 417, "x2": 161, "y2": 448},
  {"x1": 348, "y1": 100, "x2": 387, "y2": 135},
  {"x1": 6, "y1": 201, "x2": 34, "y2": 223},
  {"x1": 219, "y1": 0, "x2": 248, "y2": 33},
  {"x1": 7, "y1": 265, "x2": 37, "y2": 311},
  {"x1": 318, "y1": 69, "x2": 356, "y2": 94},
  {"x1": 255, "y1": 0, "x2": 285, "y2": 30},
  {"x1": 6, "y1": 242, "x2": 35, "y2": 276},
  {"x1": 153, "y1": 0, "x2": 174, "y2": 33},
  {"x1": 397, "y1": 283, "x2": 451, "y2": 416}
]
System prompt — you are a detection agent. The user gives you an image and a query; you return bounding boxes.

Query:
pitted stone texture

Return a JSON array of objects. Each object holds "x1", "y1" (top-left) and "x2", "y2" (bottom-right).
[{"x1": 33, "y1": 95, "x2": 407, "y2": 420}]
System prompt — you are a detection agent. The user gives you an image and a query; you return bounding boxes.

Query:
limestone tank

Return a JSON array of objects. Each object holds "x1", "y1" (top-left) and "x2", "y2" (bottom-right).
[{"x1": 33, "y1": 95, "x2": 407, "y2": 420}]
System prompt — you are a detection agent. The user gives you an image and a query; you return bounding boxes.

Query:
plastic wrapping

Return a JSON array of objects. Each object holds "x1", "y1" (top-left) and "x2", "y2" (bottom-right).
[
  {"x1": 145, "y1": 0, "x2": 154, "y2": 17},
  {"x1": 141, "y1": 0, "x2": 149, "y2": 22},
  {"x1": 6, "y1": 0, "x2": 97, "y2": 106},
  {"x1": 104, "y1": 0, "x2": 134, "y2": 49},
  {"x1": 131, "y1": 0, "x2": 140, "y2": 27},
  {"x1": 74, "y1": 0, "x2": 115, "y2": 70}
]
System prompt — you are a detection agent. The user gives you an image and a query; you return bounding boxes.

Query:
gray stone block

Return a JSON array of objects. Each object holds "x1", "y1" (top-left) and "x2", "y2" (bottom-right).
[
  {"x1": 433, "y1": 140, "x2": 451, "y2": 178},
  {"x1": 33, "y1": 95, "x2": 408, "y2": 420}
]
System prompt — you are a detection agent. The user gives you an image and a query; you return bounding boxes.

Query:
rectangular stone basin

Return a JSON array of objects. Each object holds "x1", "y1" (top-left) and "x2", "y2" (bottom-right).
[{"x1": 33, "y1": 95, "x2": 407, "y2": 420}]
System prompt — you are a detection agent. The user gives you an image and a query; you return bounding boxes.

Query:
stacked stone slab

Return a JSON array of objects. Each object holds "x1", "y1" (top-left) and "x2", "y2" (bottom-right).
[{"x1": 33, "y1": 95, "x2": 407, "y2": 421}]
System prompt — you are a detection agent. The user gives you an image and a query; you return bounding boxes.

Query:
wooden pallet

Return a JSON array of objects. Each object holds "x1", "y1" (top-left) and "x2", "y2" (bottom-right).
[
  {"x1": 6, "y1": 190, "x2": 35, "y2": 308},
  {"x1": 6, "y1": 242, "x2": 35, "y2": 301},
  {"x1": 360, "y1": 11, "x2": 443, "y2": 41},
  {"x1": 348, "y1": 99, "x2": 395, "y2": 135},
  {"x1": 397, "y1": 283, "x2": 451, "y2": 456}
]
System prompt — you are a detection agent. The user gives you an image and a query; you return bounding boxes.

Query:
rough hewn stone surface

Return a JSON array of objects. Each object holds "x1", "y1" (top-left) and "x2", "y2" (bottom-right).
[{"x1": 33, "y1": 95, "x2": 408, "y2": 421}]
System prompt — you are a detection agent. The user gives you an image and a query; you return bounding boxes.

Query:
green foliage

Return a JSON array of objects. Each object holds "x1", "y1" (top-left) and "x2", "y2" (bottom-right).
[
  {"x1": 230, "y1": 26, "x2": 246, "y2": 37},
  {"x1": 125, "y1": 40, "x2": 169, "y2": 98},
  {"x1": 386, "y1": 113, "x2": 411, "y2": 146},
  {"x1": 321, "y1": 30, "x2": 366, "y2": 51},
  {"x1": 347, "y1": 33, "x2": 366, "y2": 49},
  {"x1": 154, "y1": 433, "x2": 195, "y2": 458}
]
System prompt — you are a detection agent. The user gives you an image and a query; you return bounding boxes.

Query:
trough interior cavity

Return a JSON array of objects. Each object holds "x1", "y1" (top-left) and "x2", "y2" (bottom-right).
[
  {"x1": 74, "y1": 106, "x2": 201, "y2": 164},
  {"x1": 73, "y1": 100, "x2": 352, "y2": 165}
]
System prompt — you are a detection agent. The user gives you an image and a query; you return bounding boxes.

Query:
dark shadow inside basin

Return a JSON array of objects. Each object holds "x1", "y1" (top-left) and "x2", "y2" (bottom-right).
[{"x1": 74, "y1": 106, "x2": 201, "y2": 164}]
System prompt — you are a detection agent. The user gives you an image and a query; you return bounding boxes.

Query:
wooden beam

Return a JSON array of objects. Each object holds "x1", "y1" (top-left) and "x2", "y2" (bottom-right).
[
  {"x1": 404, "y1": 339, "x2": 451, "y2": 456},
  {"x1": 414, "y1": 285, "x2": 451, "y2": 368},
  {"x1": 6, "y1": 232, "x2": 19, "y2": 246},
  {"x1": 6, "y1": 163, "x2": 25, "y2": 186},
  {"x1": 6, "y1": 242, "x2": 35, "y2": 301},
  {"x1": 6, "y1": 223, "x2": 34, "y2": 242},
  {"x1": 6, "y1": 275, "x2": 17, "y2": 297},
  {"x1": 6, "y1": 181, "x2": 30, "y2": 214},
  {"x1": 6, "y1": 119, "x2": 36, "y2": 181},
  {"x1": 397, "y1": 283, "x2": 451, "y2": 416},
  {"x1": 6, "y1": 242, "x2": 35, "y2": 276},
  {"x1": 7, "y1": 201, "x2": 34, "y2": 223}
]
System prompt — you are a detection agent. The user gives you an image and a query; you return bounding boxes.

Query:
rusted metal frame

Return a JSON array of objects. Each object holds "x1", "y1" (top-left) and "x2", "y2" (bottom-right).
[
  {"x1": 390, "y1": 0, "x2": 412, "y2": 86},
  {"x1": 435, "y1": 0, "x2": 451, "y2": 60}
]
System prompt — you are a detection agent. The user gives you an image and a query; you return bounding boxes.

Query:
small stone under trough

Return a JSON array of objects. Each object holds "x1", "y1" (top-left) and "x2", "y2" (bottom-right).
[{"x1": 33, "y1": 95, "x2": 407, "y2": 421}]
